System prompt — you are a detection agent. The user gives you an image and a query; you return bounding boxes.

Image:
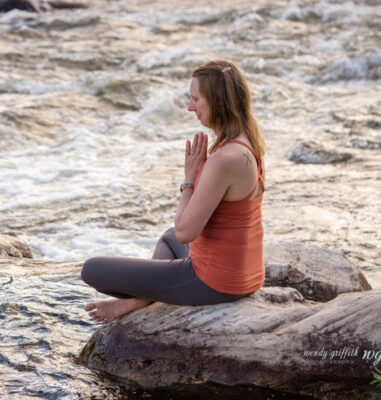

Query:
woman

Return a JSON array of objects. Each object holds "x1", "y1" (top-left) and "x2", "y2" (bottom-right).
[{"x1": 82, "y1": 60, "x2": 265, "y2": 323}]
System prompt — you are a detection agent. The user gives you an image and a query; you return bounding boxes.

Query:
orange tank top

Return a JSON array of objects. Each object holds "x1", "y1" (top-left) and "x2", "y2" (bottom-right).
[{"x1": 189, "y1": 139, "x2": 265, "y2": 295}]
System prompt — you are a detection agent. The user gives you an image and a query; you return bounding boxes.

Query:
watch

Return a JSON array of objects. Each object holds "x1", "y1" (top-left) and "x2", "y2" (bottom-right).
[{"x1": 180, "y1": 182, "x2": 194, "y2": 193}]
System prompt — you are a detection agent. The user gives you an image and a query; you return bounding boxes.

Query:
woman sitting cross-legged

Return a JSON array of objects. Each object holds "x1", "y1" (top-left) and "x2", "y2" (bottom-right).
[{"x1": 81, "y1": 59, "x2": 266, "y2": 323}]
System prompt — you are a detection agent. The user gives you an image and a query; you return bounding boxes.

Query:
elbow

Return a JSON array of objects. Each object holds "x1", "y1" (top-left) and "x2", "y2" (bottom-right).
[
  {"x1": 175, "y1": 229, "x2": 191, "y2": 244},
  {"x1": 175, "y1": 226, "x2": 196, "y2": 244}
]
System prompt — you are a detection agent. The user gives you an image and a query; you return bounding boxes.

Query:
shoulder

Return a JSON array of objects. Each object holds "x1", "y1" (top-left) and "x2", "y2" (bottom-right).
[
  {"x1": 210, "y1": 142, "x2": 255, "y2": 171},
  {"x1": 204, "y1": 147, "x2": 238, "y2": 179},
  {"x1": 208, "y1": 146, "x2": 236, "y2": 164}
]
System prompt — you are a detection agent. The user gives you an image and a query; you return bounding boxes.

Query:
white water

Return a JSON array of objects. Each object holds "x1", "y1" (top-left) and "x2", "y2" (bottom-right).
[{"x1": 0, "y1": 0, "x2": 380, "y2": 398}]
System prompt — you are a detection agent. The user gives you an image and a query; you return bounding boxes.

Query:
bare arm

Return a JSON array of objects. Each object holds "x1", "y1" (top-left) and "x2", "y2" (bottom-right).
[{"x1": 175, "y1": 134, "x2": 232, "y2": 243}]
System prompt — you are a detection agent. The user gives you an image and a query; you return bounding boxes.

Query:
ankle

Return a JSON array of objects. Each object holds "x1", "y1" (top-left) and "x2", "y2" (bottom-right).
[{"x1": 134, "y1": 297, "x2": 152, "y2": 306}]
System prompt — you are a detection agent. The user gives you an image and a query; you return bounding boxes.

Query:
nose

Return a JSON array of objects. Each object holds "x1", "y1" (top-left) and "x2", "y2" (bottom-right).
[{"x1": 188, "y1": 99, "x2": 194, "y2": 112}]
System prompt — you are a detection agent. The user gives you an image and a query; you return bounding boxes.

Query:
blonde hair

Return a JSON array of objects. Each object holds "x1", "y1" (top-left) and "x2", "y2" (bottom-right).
[{"x1": 191, "y1": 60, "x2": 265, "y2": 158}]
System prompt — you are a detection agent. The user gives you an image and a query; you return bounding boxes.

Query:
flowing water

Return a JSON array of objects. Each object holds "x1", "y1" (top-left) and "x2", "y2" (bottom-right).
[{"x1": 0, "y1": 0, "x2": 380, "y2": 398}]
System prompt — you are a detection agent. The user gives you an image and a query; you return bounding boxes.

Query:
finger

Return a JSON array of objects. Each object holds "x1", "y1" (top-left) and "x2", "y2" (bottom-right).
[
  {"x1": 191, "y1": 133, "x2": 199, "y2": 153},
  {"x1": 186, "y1": 140, "x2": 191, "y2": 155},
  {"x1": 197, "y1": 132, "x2": 205, "y2": 153},
  {"x1": 195, "y1": 133, "x2": 203, "y2": 153},
  {"x1": 196, "y1": 132, "x2": 204, "y2": 154},
  {"x1": 203, "y1": 134, "x2": 208, "y2": 157}
]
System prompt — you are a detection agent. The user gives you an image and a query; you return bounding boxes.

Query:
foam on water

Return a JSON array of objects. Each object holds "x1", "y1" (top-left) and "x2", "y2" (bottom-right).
[
  {"x1": 321, "y1": 53, "x2": 381, "y2": 81},
  {"x1": 0, "y1": 124, "x2": 139, "y2": 214},
  {"x1": 281, "y1": 0, "x2": 377, "y2": 24},
  {"x1": 22, "y1": 222, "x2": 152, "y2": 262},
  {"x1": 163, "y1": 5, "x2": 235, "y2": 25},
  {"x1": 137, "y1": 47, "x2": 188, "y2": 71},
  {"x1": 133, "y1": 87, "x2": 195, "y2": 140},
  {"x1": 0, "y1": 72, "x2": 76, "y2": 95},
  {"x1": 120, "y1": 4, "x2": 235, "y2": 26}
]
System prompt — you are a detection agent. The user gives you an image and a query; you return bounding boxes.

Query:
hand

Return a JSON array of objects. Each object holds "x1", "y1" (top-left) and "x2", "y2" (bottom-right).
[{"x1": 184, "y1": 132, "x2": 208, "y2": 182}]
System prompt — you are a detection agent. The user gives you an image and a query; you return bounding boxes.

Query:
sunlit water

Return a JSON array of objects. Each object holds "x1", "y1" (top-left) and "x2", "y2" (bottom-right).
[{"x1": 0, "y1": 0, "x2": 380, "y2": 398}]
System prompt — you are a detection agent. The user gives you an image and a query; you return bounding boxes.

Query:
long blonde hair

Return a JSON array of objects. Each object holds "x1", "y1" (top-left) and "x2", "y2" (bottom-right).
[{"x1": 191, "y1": 60, "x2": 265, "y2": 158}]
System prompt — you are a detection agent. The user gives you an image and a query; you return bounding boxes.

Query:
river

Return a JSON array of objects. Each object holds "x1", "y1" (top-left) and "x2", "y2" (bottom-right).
[{"x1": 0, "y1": 0, "x2": 380, "y2": 398}]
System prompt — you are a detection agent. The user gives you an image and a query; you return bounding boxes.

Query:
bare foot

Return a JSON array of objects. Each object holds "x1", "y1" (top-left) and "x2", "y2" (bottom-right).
[{"x1": 84, "y1": 297, "x2": 151, "y2": 323}]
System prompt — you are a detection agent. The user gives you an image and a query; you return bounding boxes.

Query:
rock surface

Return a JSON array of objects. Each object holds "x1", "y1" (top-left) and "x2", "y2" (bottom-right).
[
  {"x1": 0, "y1": 234, "x2": 33, "y2": 258},
  {"x1": 79, "y1": 286, "x2": 380, "y2": 400},
  {"x1": 78, "y1": 243, "x2": 378, "y2": 400},
  {"x1": 0, "y1": 0, "x2": 86, "y2": 12},
  {"x1": 345, "y1": 137, "x2": 381, "y2": 150},
  {"x1": 0, "y1": 0, "x2": 39, "y2": 12},
  {"x1": 264, "y1": 241, "x2": 372, "y2": 302},
  {"x1": 288, "y1": 141, "x2": 352, "y2": 164}
]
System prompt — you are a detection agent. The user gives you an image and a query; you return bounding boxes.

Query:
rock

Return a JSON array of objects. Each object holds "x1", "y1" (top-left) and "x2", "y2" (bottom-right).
[
  {"x1": 78, "y1": 241, "x2": 375, "y2": 399},
  {"x1": 47, "y1": 1, "x2": 87, "y2": 9},
  {"x1": 95, "y1": 77, "x2": 153, "y2": 111},
  {"x1": 345, "y1": 137, "x2": 381, "y2": 150},
  {"x1": 0, "y1": 0, "x2": 39, "y2": 12},
  {"x1": 0, "y1": 234, "x2": 33, "y2": 258},
  {"x1": 288, "y1": 141, "x2": 352, "y2": 164},
  {"x1": 264, "y1": 241, "x2": 372, "y2": 302},
  {"x1": 0, "y1": 256, "x2": 82, "y2": 275},
  {"x1": 0, "y1": 0, "x2": 86, "y2": 12},
  {"x1": 78, "y1": 287, "x2": 381, "y2": 400}
]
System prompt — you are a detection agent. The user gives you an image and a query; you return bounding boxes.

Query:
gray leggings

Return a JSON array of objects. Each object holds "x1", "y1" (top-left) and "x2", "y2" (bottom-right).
[{"x1": 81, "y1": 227, "x2": 249, "y2": 306}]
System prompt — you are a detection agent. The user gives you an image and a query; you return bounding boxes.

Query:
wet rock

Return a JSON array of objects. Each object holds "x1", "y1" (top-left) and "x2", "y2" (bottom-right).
[
  {"x1": 0, "y1": 256, "x2": 82, "y2": 275},
  {"x1": 264, "y1": 241, "x2": 372, "y2": 302},
  {"x1": 47, "y1": 1, "x2": 86, "y2": 9},
  {"x1": 0, "y1": 234, "x2": 33, "y2": 258},
  {"x1": 345, "y1": 137, "x2": 381, "y2": 150},
  {"x1": 0, "y1": 0, "x2": 39, "y2": 12},
  {"x1": 78, "y1": 287, "x2": 381, "y2": 400},
  {"x1": 95, "y1": 77, "x2": 154, "y2": 111},
  {"x1": 37, "y1": 15, "x2": 99, "y2": 31},
  {"x1": 288, "y1": 141, "x2": 352, "y2": 164},
  {"x1": 0, "y1": 0, "x2": 86, "y2": 12}
]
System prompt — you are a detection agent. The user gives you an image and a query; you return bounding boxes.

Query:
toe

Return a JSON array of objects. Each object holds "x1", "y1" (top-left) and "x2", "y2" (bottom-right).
[
  {"x1": 89, "y1": 310, "x2": 98, "y2": 318},
  {"x1": 85, "y1": 302, "x2": 97, "y2": 311}
]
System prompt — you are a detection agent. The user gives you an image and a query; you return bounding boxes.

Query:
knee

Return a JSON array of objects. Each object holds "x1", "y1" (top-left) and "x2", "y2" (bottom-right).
[
  {"x1": 81, "y1": 257, "x2": 101, "y2": 286},
  {"x1": 159, "y1": 227, "x2": 177, "y2": 246},
  {"x1": 161, "y1": 226, "x2": 175, "y2": 238},
  {"x1": 160, "y1": 227, "x2": 178, "y2": 248}
]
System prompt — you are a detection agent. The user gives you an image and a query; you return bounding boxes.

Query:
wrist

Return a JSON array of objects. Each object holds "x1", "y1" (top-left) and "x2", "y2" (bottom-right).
[{"x1": 180, "y1": 182, "x2": 194, "y2": 193}]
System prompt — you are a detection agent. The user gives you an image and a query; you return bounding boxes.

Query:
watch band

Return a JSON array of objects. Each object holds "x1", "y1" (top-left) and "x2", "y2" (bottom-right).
[{"x1": 180, "y1": 182, "x2": 194, "y2": 193}]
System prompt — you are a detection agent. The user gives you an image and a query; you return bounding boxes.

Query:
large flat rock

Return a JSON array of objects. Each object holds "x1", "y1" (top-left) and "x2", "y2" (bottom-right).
[{"x1": 79, "y1": 286, "x2": 380, "y2": 400}]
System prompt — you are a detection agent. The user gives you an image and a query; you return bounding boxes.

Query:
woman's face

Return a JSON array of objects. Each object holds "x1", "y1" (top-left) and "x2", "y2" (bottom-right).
[{"x1": 188, "y1": 77, "x2": 210, "y2": 128}]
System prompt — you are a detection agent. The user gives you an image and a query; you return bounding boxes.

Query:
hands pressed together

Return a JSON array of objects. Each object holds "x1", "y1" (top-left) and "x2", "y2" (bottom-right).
[{"x1": 184, "y1": 131, "x2": 208, "y2": 183}]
